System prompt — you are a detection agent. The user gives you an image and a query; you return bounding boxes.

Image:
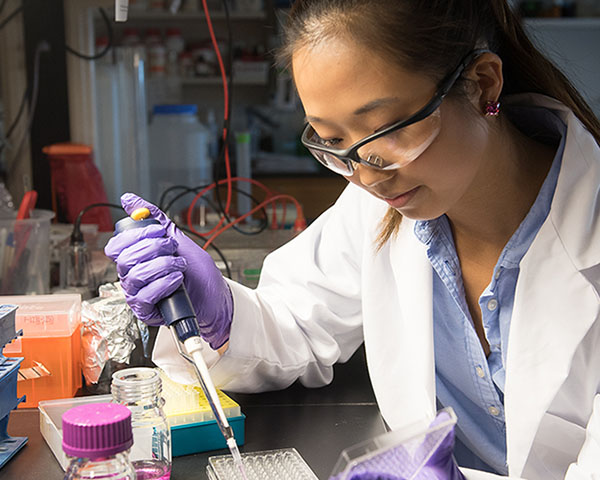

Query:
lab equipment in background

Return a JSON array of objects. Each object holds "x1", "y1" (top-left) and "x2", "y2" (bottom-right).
[
  {"x1": 148, "y1": 104, "x2": 211, "y2": 207},
  {"x1": 43, "y1": 144, "x2": 113, "y2": 231},
  {"x1": 81, "y1": 283, "x2": 150, "y2": 394},
  {"x1": 56, "y1": 202, "x2": 123, "y2": 299},
  {"x1": 94, "y1": 43, "x2": 151, "y2": 203},
  {"x1": 0, "y1": 209, "x2": 54, "y2": 295},
  {"x1": 112, "y1": 368, "x2": 171, "y2": 479},
  {"x1": 0, "y1": 182, "x2": 14, "y2": 215},
  {"x1": 165, "y1": 29, "x2": 185, "y2": 77},
  {"x1": 207, "y1": 449, "x2": 318, "y2": 480},
  {"x1": 206, "y1": 109, "x2": 220, "y2": 162},
  {"x1": 116, "y1": 0, "x2": 130, "y2": 22},
  {"x1": 1, "y1": 294, "x2": 82, "y2": 408},
  {"x1": 235, "y1": 132, "x2": 252, "y2": 218},
  {"x1": 114, "y1": 211, "x2": 247, "y2": 479},
  {"x1": 59, "y1": 240, "x2": 95, "y2": 298},
  {"x1": 0, "y1": 305, "x2": 27, "y2": 469},
  {"x1": 62, "y1": 403, "x2": 136, "y2": 480},
  {"x1": 159, "y1": 369, "x2": 245, "y2": 456},
  {"x1": 328, "y1": 408, "x2": 460, "y2": 480}
]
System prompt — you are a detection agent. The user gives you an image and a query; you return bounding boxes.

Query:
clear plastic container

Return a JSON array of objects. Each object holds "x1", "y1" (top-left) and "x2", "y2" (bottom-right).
[
  {"x1": 111, "y1": 367, "x2": 172, "y2": 480},
  {"x1": 207, "y1": 448, "x2": 318, "y2": 480},
  {"x1": 148, "y1": 104, "x2": 211, "y2": 205},
  {"x1": 2, "y1": 294, "x2": 82, "y2": 407},
  {"x1": 62, "y1": 402, "x2": 136, "y2": 480},
  {"x1": 0, "y1": 209, "x2": 55, "y2": 295},
  {"x1": 329, "y1": 407, "x2": 458, "y2": 480}
]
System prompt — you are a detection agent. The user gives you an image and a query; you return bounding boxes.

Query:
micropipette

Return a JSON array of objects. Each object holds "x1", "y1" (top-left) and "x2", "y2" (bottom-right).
[{"x1": 114, "y1": 209, "x2": 248, "y2": 480}]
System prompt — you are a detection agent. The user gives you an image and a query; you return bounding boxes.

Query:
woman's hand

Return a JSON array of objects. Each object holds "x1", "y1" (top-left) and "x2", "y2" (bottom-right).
[{"x1": 104, "y1": 193, "x2": 233, "y2": 350}]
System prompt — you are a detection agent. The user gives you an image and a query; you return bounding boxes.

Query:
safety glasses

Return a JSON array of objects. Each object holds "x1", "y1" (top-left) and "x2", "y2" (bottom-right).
[{"x1": 301, "y1": 49, "x2": 490, "y2": 176}]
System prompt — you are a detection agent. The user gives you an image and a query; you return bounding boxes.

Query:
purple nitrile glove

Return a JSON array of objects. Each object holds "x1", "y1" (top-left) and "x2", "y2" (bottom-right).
[
  {"x1": 104, "y1": 193, "x2": 233, "y2": 350},
  {"x1": 331, "y1": 410, "x2": 465, "y2": 480}
]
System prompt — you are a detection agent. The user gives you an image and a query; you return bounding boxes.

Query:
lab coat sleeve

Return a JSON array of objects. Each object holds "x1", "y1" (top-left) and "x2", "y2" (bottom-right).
[
  {"x1": 152, "y1": 183, "x2": 379, "y2": 392},
  {"x1": 461, "y1": 394, "x2": 600, "y2": 480},
  {"x1": 208, "y1": 184, "x2": 374, "y2": 392}
]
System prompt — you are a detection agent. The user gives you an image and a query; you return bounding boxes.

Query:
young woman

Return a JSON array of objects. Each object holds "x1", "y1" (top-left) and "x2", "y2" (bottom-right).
[{"x1": 106, "y1": 1, "x2": 600, "y2": 478}]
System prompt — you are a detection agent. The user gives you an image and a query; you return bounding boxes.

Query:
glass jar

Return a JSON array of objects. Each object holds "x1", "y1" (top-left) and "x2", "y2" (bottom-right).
[
  {"x1": 112, "y1": 367, "x2": 172, "y2": 480},
  {"x1": 62, "y1": 403, "x2": 136, "y2": 480}
]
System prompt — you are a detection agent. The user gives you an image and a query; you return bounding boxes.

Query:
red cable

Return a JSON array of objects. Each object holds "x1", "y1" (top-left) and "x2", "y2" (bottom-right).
[
  {"x1": 202, "y1": 193, "x2": 305, "y2": 250},
  {"x1": 186, "y1": 177, "x2": 277, "y2": 237},
  {"x1": 201, "y1": 0, "x2": 232, "y2": 216}
]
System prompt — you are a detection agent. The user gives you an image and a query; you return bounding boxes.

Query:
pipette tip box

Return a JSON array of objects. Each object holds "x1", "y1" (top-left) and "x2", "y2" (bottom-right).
[{"x1": 159, "y1": 369, "x2": 245, "y2": 457}]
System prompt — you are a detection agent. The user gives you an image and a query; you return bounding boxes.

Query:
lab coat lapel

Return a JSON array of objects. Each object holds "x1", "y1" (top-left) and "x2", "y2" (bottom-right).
[
  {"x1": 505, "y1": 232, "x2": 597, "y2": 476},
  {"x1": 364, "y1": 217, "x2": 436, "y2": 430},
  {"x1": 504, "y1": 97, "x2": 600, "y2": 476}
]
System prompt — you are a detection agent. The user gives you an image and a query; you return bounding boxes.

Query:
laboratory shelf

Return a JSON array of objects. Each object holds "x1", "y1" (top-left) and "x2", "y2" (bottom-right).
[
  {"x1": 181, "y1": 76, "x2": 268, "y2": 86},
  {"x1": 523, "y1": 17, "x2": 600, "y2": 29},
  {"x1": 99, "y1": 10, "x2": 267, "y2": 21}
]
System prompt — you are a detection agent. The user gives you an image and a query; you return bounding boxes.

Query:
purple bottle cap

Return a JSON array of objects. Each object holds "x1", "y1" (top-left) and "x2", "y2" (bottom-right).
[{"x1": 62, "y1": 403, "x2": 133, "y2": 459}]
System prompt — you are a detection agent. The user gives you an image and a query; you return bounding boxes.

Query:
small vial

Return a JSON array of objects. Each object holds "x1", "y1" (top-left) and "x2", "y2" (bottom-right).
[
  {"x1": 112, "y1": 368, "x2": 172, "y2": 480},
  {"x1": 62, "y1": 403, "x2": 136, "y2": 480}
]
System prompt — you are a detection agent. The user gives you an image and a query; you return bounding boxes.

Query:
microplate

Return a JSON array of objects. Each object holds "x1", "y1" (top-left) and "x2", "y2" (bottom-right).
[{"x1": 206, "y1": 448, "x2": 319, "y2": 480}]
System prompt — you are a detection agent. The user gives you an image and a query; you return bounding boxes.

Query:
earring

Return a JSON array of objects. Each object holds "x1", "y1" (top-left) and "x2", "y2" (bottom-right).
[{"x1": 484, "y1": 100, "x2": 501, "y2": 117}]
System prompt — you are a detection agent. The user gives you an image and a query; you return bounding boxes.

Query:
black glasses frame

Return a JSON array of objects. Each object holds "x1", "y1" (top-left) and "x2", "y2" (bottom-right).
[{"x1": 301, "y1": 49, "x2": 492, "y2": 171}]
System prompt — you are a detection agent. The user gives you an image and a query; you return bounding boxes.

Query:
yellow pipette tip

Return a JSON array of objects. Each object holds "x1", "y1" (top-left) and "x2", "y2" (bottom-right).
[{"x1": 131, "y1": 207, "x2": 151, "y2": 221}]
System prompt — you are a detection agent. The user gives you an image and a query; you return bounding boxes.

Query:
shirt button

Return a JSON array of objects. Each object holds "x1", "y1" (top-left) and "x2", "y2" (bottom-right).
[
  {"x1": 488, "y1": 406, "x2": 500, "y2": 416},
  {"x1": 487, "y1": 298, "x2": 498, "y2": 311},
  {"x1": 494, "y1": 270, "x2": 501, "y2": 280},
  {"x1": 475, "y1": 366, "x2": 485, "y2": 378}
]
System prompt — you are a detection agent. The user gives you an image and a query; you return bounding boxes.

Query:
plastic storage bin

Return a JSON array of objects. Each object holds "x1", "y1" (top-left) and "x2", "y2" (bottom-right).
[
  {"x1": 40, "y1": 386, "x2": 245, "y2": 470},
  {"x1": 1, "y1": 294, "x2": 82, "y2": 408},
  {"x1": 148, "y1": 104, "x2": 211, "y2": 205},
  {"x1": 0, "y1": 209, "x2": 55, "y2": 295}
]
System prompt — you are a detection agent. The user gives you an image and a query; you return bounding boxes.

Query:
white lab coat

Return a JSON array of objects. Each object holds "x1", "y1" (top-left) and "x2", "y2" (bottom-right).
[{"x1": 153, "y1": 94, "x2": 600, "y2": 479}]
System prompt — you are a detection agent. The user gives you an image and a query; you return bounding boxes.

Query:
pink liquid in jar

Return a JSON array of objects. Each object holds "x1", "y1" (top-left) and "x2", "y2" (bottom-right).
[{"x1": 133, "y1": 460, "x2": 171, "y2": 480}]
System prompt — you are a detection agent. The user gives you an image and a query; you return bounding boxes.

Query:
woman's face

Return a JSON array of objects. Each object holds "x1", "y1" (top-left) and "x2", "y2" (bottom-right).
[{"x1": 293, "y1": 37, "x2": 491, "y2": 221}]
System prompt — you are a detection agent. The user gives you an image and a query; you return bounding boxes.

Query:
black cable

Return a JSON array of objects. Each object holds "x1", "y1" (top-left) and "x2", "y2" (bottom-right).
[
  {"x1": 178, "y1": 225, "x2": 232, "y2": 279},
  {"x1": 65, "y1": 7, "x2": 113, "y2": 61},
  {"x1": 0, "y1": 4, "x2": 22, "y2": 31},
  {"x1": 72, "y1": 202, "x2": 122, "y2": 243},
  {"x1": 1, "y1": 40, "x2": 48, "y2": 171},
  {"x1": 165, "y1": 184, "x2": 269, "y2": 234},
  {"x1": 161, "y1": 184, "x2": 269, "y2": 235},
  {"x1": 71, "y1": 201, "x2": 233, "y2": 279}
]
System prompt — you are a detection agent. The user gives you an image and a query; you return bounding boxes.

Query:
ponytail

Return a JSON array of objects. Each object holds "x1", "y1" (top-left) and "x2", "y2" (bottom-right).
[{"x1": 490, "y1": 0, "x2": 600, "y2": 144}]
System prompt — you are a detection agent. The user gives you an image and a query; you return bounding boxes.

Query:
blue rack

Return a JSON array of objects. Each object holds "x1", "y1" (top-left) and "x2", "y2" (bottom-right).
[{"x1": 0, "y1": 305, "x2": 27, "y2": 469}]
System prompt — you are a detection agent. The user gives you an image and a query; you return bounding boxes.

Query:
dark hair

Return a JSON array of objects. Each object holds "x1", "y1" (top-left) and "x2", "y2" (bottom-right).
[{"x1": 278, "y1": 0, "x2": 600, "y2": 248}]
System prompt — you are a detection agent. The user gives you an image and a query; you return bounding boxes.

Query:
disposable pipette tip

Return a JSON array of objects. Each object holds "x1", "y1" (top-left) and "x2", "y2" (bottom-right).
[{"x1": 227, "y1": 437, "x2": 248, "y2": 480}]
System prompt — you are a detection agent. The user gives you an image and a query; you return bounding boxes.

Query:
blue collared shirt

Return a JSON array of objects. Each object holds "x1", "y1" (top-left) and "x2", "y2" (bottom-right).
[{"x1": 414, "y1": 106, "x2": 567, "y2": 474}]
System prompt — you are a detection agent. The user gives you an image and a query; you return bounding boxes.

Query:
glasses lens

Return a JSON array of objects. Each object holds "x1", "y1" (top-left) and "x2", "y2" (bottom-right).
[
  {"x1": 356, "y1": 108, "x2": 442, "y2": 169},
  {"x1": 303, "y1": 125, "x2": 354, "y2": 176},
  {"x1": 308, "y1": 147, "x2": 354, "y2": 176}
]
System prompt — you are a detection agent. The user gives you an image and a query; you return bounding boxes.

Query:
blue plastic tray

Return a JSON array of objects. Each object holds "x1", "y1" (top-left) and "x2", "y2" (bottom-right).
[{"x1": 0, "y1": 356, "x2": 26, "y2": 468}]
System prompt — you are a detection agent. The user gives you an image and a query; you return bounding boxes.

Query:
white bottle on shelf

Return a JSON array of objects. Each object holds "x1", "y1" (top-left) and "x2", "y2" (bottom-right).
[{"x1": 148, "y1": 104, "x2": 211, "y2": 206}]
